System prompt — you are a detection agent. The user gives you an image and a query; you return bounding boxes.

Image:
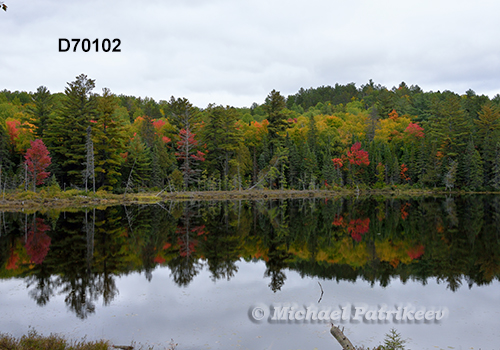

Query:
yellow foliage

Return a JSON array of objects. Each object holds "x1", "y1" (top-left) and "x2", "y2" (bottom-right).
[{"x1": 374, "y1": 115, "x2": 412, "y2": 144}]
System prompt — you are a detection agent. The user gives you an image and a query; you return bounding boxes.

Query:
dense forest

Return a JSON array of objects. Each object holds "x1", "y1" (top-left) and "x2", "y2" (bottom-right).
[{"x1": 2, "y1": 74, "x2": 500, "y2": 193}]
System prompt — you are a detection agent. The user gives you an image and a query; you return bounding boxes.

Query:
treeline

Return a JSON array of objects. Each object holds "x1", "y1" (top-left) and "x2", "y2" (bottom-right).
[{"x1": 1, "y1": 75, "x2": 500, "y2": 192}]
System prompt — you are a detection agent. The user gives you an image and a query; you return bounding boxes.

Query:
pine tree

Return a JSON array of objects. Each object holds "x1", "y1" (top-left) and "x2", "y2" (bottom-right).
[
  {"x1": 25, "y1": 86, "x2": 53, "y2": 140},
  {"x1": 46, "y1": 74, "x2": 97, "y2": 186},
  {"x1": 263, "y1": 90, "x2": 289, "y2": 153},
  {"x1": 93, "y1": 88, "x2": 126, "y2": 190},
  {"x1": 202, "y1": 105, "x2": 242, "y2": 189}
]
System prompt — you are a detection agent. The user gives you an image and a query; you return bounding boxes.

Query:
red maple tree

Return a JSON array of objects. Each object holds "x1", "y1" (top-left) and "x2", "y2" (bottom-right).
[
  {"x1": 404, "y1": 122, "x2": 424, "y2": 139},
  {"x1": 25, "y1": 218, "x2": 51, "y2": 264},
  {"x1": 24, "y1": 139, "x2": 51, "y2": 187},
  {"x1": 347, "y1": 217, "x2": 370, "y2": 242},
  {"x1": 346, "y1": 142, "x2": 370, "y2": 166}
]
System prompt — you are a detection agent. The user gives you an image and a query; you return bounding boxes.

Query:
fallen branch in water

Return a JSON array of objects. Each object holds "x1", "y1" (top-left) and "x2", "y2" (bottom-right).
[{"x1": 330, "y1": 324, "x2": 355, "y2": 349}]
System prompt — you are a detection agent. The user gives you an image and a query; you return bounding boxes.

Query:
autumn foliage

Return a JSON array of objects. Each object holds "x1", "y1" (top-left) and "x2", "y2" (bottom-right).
[{"x1": 24, "y1": 139, "x2": 51, "y2": 185}]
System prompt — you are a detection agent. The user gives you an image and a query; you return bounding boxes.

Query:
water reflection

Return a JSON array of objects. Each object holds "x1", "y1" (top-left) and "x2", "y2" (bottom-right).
[{"x1": 1, "y1": 195, "x2": 500, "y2": 318}]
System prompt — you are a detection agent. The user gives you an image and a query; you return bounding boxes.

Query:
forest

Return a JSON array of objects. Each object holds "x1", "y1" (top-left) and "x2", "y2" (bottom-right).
[{"x1": 2, "y1": 74, "x2": 500, "y2": 194}]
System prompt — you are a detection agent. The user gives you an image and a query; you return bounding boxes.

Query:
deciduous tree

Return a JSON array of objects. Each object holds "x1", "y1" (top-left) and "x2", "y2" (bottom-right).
[{"x1": 24, "y1": 139, "x2": 51, "y2": 192}]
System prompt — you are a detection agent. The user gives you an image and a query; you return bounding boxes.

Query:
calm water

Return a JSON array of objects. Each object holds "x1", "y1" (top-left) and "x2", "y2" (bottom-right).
[{"x1": 1, "y1": 196, "x2": 500, "y2": 349}]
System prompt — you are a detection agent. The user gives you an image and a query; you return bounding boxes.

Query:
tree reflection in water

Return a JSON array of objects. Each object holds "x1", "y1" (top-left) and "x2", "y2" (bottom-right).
[{"x1": 2, "y1": 195, "x2": 500, "y2": 317}]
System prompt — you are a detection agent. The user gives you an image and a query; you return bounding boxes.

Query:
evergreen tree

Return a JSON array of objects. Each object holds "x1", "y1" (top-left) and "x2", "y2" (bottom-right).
[
  {"x1": 201, "y1": 105, "x2": 242, "y2": 189},
  {"x1": 25, "y1": 86, "x2": 53, "y2": 140},
  {"x1": 489, "y1": 142, "x2": 500, "y2": 190},
  {"x1": 46, "y1": 74, "x2": 97, "y2": 186},
  {"x1": 94, "y1": 88, "x2": 126, "y2": 190},
  {"x1": 123, "y1": 136, "x2": 151, "y2": 189},
  {"x1": 263, "y1": 90, "x2": 288, "y2": 152},
  {"x1": 474, "y1": 103, "x2": 500, "y2": 184},
  {"x1": 461, "y1": 140, "x2": 483, "y2": 190}
]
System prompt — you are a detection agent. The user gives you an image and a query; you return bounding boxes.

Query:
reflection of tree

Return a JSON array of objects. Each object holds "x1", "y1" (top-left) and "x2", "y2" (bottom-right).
[
  {"x1": 5, "y1": 195, "x2": 500, "y2": 317},
  {"x1": 25, "y1": 216, "x2": 51, "y2": 264},
  {"x1": 260, "y1": 201, "x2": 292, "y2": 292},
  {"x1": 201, "y1": 201, "x2": 243, "y2": 282},
  {"x1": 167, "y1": 203, "x2": 203, "y2": 287}
]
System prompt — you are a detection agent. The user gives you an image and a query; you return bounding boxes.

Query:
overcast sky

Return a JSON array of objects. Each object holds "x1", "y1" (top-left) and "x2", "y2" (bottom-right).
[{"x1": 1, "y1": 0, "x2": 500, "y2": 108}]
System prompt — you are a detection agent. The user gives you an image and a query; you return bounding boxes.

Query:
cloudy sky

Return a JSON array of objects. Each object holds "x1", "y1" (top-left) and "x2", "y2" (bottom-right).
[{"x1": 1, "y1": 0, "x2": 500, "y2": 107}]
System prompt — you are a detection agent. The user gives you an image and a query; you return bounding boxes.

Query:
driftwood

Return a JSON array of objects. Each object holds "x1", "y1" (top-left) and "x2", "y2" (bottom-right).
[{"x1": 330, "y1": 324, "x2": 355, "y2": 350}]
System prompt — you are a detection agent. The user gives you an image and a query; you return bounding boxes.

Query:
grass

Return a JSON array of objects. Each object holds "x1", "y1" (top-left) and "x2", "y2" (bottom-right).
[
  {"x1": 0, "y1": 330, "x2": 178, "y2": 350},
  {"x1": 0, "y1": 330, "x2": 110, "y2": 350}
]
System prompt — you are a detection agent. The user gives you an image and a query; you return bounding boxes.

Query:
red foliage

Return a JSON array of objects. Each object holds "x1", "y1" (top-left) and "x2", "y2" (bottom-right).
[
  {"x1": 332, "y1": 215, "x2": 345, "y2": 226},
  {"x1": 407, "y1": 244, "x2": 425, "y2": 260},
  {"x1": 6, "y1": 119, "x2": 20, "y2": 144},
  {"x1": 347, "y1": 218, "x2": 370, "y2": 242},
  {"x1": 24, "y1": 139, "x2": 51, "y2": 185},
  {"x1": 346, "y1": 142, "x2": 370, "y2": 166},
  {"x1": 400, "y1": 163, "x2": 410, "y2": 182},
  {"x1": 154, "y1": 255, "x2": 166, "y2": 264},
  {"x1": 162, "y1": 136, "x2": 171, "y2": 144},
  {"x1": 25, "y1": 218, "x2": 51, "y2": 264},
  {"x1": 153, "y1": 119, "x2": 166, "y2": 130},
  {"x1": 400, "y1": 202, "x2": 411, "y2": 220},
  {"x1": 405, "y1": 122, "x2": 424, "y2": 138},
  {"x1": 332, "y1": 157, "x2": 343, "y2": 169}
]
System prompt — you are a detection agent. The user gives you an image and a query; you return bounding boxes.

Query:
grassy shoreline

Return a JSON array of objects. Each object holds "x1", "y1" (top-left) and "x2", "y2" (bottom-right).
[{"x1": 0, "y1": 187, "x2": 496, "y2": 212}]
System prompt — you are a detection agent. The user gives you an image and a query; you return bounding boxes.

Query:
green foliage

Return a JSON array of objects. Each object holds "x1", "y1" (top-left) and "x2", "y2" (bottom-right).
[
  {"x1": 381, "y1": 328, "x2": 406, "y2": 350},
  {"x1": 45, "y1": 74, "x2": 97, "y2": 186},
  {"x1": 4, "y1": 77, "x2": 500, "y2": 192},
  {"x1": 93, "y1": 88, "x2": 126, "y2": 190}
]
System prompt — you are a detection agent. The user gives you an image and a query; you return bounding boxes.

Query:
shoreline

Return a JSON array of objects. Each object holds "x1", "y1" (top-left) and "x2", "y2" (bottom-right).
[{"x1": 0, "y1": 188, "x2": 498, "y2": 212}]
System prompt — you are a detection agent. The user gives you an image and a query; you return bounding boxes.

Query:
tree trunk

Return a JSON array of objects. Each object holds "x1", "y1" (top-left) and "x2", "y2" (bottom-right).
[{"x1": 330, "y1": 324, "x2": 355, "y2": 350}]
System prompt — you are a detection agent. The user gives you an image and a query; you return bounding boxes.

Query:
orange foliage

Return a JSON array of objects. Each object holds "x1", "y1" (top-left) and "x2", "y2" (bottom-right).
[
  {"x1": 6, "y1": 249, "x2": 19, "y2": 270},
  {"x1": 407, "y1": 245, "x2": 425, "y2": 260}
]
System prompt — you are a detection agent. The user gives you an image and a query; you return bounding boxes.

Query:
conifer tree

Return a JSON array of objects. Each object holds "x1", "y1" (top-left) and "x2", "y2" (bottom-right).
[
  {"x1": 46, "y1": 74, "x2": 97, "y2": 186},
  {"x1": 93, "y1": 88, "x2": 126, "y2": 190},
  {"x1": 202, "y1": 105, "x2": 242, "y2": 189},
  {"x1": 25, "y1": 86, "x2": 53, "y2": 140},
  {"x1": 490, "y1": 142, "x2": 500, "y2": 190},
  {"x1": 263, "y1": 90, "x2": 288, "y2": 153}
]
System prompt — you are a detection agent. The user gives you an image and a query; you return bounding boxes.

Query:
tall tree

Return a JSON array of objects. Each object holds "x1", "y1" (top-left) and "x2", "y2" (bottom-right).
[
  {"x1": 93, "y1": 88, "x2": 126, "y2": 190},
  {"x1": 263, "y1": 90, "x2": 288, "y2": 152},
  {"x1": 201, "y1": 105, "x2": 242, "y2": 189},
  {"x1": 46, "y1": 74, "x2": 97, "y2": 186}
]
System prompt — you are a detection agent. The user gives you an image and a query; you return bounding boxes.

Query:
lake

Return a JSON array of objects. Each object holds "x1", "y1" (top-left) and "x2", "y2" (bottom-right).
[{"x1": 1, "y1": 195, "x2": 499, "y2": 349}]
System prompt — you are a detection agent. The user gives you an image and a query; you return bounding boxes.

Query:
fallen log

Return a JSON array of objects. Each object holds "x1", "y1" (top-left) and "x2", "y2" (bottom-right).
[{"x1": 330, "y1": 324, "x2": 355, "y2": 349}]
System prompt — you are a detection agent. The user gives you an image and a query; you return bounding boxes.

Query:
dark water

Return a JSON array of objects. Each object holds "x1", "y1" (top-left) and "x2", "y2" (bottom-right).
[{"x1": 1, "y1": 196, "x2": 499, "y2": 349}]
